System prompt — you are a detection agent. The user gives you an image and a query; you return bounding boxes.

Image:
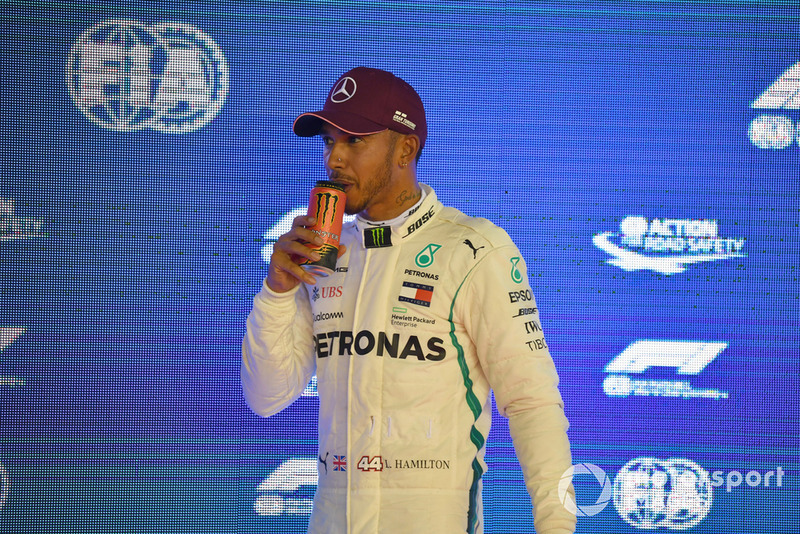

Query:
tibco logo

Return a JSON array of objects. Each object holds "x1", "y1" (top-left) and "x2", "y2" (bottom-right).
[
  {"x1": 593, "y1": 216, "x2": 745, "y2": 275},
  {"x1": 749, "y1": 61, "x2": 799, "y2": 149}
]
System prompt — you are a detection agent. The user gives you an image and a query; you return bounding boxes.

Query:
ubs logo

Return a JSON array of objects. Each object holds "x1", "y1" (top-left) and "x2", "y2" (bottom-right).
[{"x1": 312, "y1": 286, "x2": 343, "y2": 301}]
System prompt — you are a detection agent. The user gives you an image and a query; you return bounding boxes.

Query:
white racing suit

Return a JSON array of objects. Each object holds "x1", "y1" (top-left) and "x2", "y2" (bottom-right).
[{"x1": 243, "y1": 184, "x2": 575, "y2": 533}]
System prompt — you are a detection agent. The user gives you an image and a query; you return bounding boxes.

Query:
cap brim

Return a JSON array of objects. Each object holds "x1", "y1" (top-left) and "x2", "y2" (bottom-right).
[{"x1": 293, "y1": 110, "x2": 387, "y2": 137}]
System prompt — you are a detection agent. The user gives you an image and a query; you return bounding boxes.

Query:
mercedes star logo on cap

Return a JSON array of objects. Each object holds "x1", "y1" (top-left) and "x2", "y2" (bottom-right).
[{"x1": 330, "y1": 76, "x2": 357, "y2": 103}]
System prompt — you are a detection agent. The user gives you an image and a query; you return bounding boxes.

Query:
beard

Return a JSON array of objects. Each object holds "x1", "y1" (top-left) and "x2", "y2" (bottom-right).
[{"x1": 333, "y1": 142, "x2": 396, "y2": 217}]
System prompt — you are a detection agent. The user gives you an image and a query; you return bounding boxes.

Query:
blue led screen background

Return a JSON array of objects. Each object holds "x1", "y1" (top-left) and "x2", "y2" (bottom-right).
[{"x1": 1, "y1": 1, "x2": 798, "y2": 532}]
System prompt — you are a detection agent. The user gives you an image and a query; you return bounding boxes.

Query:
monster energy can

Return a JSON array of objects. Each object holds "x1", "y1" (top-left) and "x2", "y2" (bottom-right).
[{"x1": 301, "y1": 180, "x2": 347, "y2": 276}]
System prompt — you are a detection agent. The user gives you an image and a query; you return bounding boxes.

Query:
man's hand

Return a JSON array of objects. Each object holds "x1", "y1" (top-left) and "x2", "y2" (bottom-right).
[{"x1": 267, "y1": 215, "x2": 346, "y2": 293}]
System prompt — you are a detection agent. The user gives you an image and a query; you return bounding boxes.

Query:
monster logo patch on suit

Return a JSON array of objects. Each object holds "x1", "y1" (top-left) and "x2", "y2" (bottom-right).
[{"x1": 301, "y1": 181, "x2": 346, "y2": 276}]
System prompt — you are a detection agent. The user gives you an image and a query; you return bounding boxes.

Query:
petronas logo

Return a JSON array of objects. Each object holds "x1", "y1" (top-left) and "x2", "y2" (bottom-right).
[
  {"x1": 415, "y1": 243, "x2": 441, "y2": 268},
  {"x1": 510, "y1": 257, "x2": 523, "y2": 283}
]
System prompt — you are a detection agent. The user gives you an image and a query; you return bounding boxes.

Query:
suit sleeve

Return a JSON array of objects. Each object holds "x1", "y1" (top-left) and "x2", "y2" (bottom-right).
[
  {"x1": 459, "y1": 245, "x2": 576, "y2": 534},
  {"x1": 241, "y1": 279, "x2": 316, "y2": 417}
]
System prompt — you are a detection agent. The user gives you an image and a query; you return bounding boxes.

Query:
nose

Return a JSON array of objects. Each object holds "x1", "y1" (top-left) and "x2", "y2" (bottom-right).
[{"x1": 325, "y1": 142, "x2": 346, "y2": 171}]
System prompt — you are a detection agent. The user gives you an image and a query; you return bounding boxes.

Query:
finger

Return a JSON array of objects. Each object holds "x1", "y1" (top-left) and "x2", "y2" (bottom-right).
[
  {"x1": 292, "y1": 214, "x2": 317, "y2": 229},
  {"x1": 270, "y1": 252, "x2": 318, "y2": 286},
  {"x1": 275, "y1": 239, "x2": 323, "y2": 263},
  {"x1": 337, "y1": 243, "x2": 347, "y2": 258}
]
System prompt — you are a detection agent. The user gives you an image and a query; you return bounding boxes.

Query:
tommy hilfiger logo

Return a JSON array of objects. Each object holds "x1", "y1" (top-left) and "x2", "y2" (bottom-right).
[{"x1": 399, "y1": 281, "x2": 434, "y2": 307}]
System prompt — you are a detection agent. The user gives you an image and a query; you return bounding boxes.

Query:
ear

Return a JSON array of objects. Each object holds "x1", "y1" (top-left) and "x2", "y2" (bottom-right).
[{"x1": 398, "y1": 134, "x2": 420, "y2": 166}]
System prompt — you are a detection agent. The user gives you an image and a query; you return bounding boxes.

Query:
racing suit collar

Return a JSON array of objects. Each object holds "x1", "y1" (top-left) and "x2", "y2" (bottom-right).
[{"x1": 354, "y1": 183, "x2": 440, "y2": 247}]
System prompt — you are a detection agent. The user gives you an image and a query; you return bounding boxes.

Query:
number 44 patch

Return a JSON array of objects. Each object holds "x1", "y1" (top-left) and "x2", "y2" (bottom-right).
[{"x1": 357, "y1": 455, "x2": 383, "y2": 472}]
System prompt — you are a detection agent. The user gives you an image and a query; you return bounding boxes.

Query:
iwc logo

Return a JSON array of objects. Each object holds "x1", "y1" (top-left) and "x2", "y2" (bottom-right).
[{"x1": 66, "y1": 20, "x2": 229, "y2": 133}]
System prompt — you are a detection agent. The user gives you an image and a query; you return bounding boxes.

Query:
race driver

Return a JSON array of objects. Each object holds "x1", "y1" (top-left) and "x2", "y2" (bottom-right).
[{"x1": 242, "y1": 66, "x2": 576, "y2": 533}]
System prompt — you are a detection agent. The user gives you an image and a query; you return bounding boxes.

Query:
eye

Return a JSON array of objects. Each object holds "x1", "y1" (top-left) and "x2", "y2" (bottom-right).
[{"x1": 348, "y1": 136, "x2": 363, "y2": 144}]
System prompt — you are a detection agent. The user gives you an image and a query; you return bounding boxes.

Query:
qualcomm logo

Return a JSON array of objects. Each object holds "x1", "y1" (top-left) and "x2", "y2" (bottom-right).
[
  {"x1": 1, "y1": 327, "x2": 26, "y2": 388},
  {"x1": 559, "y1": 458, "x2": 712, "y2": 530},
  {"x1": 603, "y1": 340, "x2": 729, "y2": 400},
  {"x1": 261, "y1": 207, "x2": 355, "y2": 264},
  {"x1": 593, "y1": 216, "x2": 746, "y2": 275},
  {"x1": 1, "y1": 198, "x2": 45, "y2": 242},
  {"x1": 254, "y1": 457, "x2": 317, "y2": 517},
  {"x1": 66, "y1": 20, "x2": 229, "y2": 133},
  {"x1": 749, "y1": 61, "x2": 799, "y2": 149}
]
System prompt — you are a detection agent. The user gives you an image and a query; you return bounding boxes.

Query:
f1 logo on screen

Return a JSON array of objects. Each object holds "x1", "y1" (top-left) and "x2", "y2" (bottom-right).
[
  {"x1": 262, "y1": 208, "x2": 356, "y2": 265},
  {"x1": 253, "y1": 458, "x2": 317, "y2": 517},
  {"x1": 603, "y1": 340, "x2": 729, "y2": 400},
  {"x1": 66, "y1": 20, "x2": 229, "y2": 133},
  {"x1": 749, "y1": 61, "x2": 800, "y2": 149}
]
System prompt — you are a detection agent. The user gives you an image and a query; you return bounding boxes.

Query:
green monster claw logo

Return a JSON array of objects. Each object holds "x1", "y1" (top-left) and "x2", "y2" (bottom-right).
[
  {"x1": 415, "y1": 243, "x2": 441, "y2": 268},
  {"x1": 315, "y1": 192, "x2": 339, "y2": 225},
  {"x1": 368, "y1": 227, "x2": 384, "y2": 246},
  {"x1": 510, "y1": 257, "x2": 523, "y2": 283}
]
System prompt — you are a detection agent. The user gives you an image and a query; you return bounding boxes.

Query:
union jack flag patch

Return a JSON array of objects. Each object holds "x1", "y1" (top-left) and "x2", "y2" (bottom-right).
[{"x1": 333, "y1": 455, "x2": 347, "y2": 471}]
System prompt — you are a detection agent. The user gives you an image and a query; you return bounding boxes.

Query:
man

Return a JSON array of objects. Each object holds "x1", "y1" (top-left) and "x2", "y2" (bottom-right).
[{"x1": 242, "y1": 67, "x2": 575, "y2": 533}]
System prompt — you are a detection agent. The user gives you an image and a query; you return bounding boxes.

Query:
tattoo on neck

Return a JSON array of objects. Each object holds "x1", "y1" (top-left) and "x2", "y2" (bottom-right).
[{"x1": 396, "y1": 189, "x2": 421, "y2": 206}]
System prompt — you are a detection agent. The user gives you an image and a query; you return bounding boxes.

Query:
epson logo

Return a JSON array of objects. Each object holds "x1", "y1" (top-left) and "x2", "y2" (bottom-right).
[{"x1": 508, "y1": 290, "x2": 533, "y2": 303}]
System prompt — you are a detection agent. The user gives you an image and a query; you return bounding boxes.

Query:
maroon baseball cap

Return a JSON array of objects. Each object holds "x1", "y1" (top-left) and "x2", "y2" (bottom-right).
[{"x1": 293, "y1": 67, "x2": 427, "y2": 148}]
